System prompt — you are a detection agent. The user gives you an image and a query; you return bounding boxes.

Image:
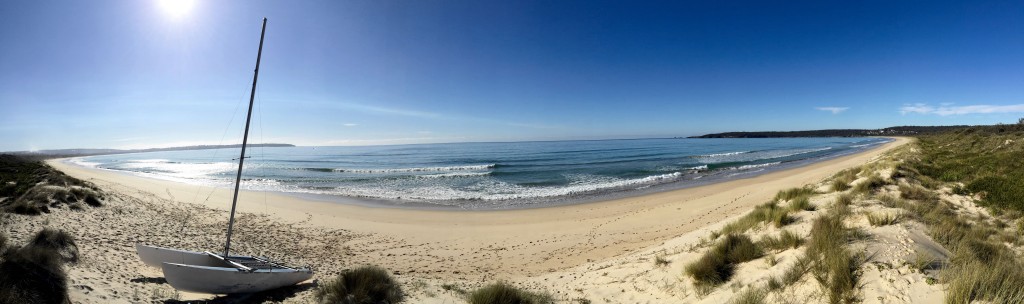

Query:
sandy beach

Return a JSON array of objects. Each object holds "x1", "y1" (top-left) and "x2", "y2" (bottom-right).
[{"x1": 27, "y1": 137, "x2": 908, "y2": 302}]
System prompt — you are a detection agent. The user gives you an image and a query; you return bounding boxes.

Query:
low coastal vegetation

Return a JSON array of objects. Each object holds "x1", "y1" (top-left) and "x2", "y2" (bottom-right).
[
  {"x1": 719, "y1": 201, "x2": 794, "y2": 235},
  {"x1": 314, "y1": 265, "x2": 405, "y2": 304},
  {"x1": 685, "y1": 234, "x2": 763, "y2": 292},
  {"x1": 468, "y1": 282, "x2": 554, "y2": 304},
  {"x1": 0, "y1": 228, "x2": 78, "y2": 304},
  {"x1": 0, "y1": 154, "x2": 104, "y2": 214}
]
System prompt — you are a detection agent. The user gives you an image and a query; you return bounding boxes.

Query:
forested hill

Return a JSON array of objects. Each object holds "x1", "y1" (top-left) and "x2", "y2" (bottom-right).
[{"x1": 690, "y1": 126, "x2": 970, "y2": 138}]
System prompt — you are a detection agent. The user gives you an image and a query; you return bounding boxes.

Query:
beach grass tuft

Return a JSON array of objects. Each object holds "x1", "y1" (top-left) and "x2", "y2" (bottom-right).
[
  {"x1": 468, "y1": 282, "x2": 554, "y2": 304},
  {"x1": 830, "y1": 168, "x2": 859, "y2": 192},
  {"x1": 727, "y1": 287, "x2": 767, "y2": 304},
  {"x1": 314, "y1": 265, "x2": 404, "y2": 304},
  {"x1": 788, "y1": 196, "x2": 815, "y2": 212},
  {"x1": 685, "y1": 234, "x2": 763, "y2": 291},
  {"x1": 0, "y1": 228, "x2": 75, "y2": 304},
  {"x1": 775, "y1": 187, "x2": 816, "y2": 202},
  {"x1": 720, "y1": 202, "x2": 795, "y2": 234},
  {"x1": 853, "y1": 173, "x2": 887, "y2": 194},
  {"x1": 29, "y1": 228, "x2": 78, "y2": 263},
  {"x1": 806, "y1": 212, "x2": 860, "y2": 304},
  {"x1": 865, "y1": 212, "x2": 903, "y2": 226},
  {"x1": 758, "y1": 230, "x2": 804, "y2": 251}
]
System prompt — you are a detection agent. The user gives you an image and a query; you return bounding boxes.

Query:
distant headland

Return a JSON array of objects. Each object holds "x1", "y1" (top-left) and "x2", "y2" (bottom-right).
[{"x1": 690, "y1": 125, "x2": 970, "y2": 138}]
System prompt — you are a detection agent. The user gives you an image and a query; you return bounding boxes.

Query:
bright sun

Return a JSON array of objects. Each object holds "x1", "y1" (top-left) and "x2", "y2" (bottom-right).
[{"x1": 157, "y1": 0, "x2": 196, "y2": 19}]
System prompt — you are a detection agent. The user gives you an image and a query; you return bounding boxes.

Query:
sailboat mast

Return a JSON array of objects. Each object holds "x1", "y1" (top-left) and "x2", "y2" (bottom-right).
[{"x1": 224, "y1": 17, "x2": 267, "y2": 257}]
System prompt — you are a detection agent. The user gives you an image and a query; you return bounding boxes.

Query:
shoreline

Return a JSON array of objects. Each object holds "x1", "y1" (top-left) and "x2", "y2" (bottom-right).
[
  {"x1": 37, "y1": 136, "x2": 909, "y2": 302},
  {"x1": 57, "y1": 137, "x2": 892, "y2": 211},
  {"x1": 46, "y1": 137, "x2": 907, "y2": 263}
]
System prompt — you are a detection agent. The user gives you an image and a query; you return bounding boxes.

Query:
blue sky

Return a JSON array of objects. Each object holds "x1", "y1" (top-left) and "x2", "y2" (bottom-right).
[{"x1": 2, "y1": 0, "x2": 1023, "y2": 151}]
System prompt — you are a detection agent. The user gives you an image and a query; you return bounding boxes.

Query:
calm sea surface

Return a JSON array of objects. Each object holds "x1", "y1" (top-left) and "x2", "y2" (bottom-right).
[{"x1": 70, "y1": 138, "x2": 889, "y2": 209}]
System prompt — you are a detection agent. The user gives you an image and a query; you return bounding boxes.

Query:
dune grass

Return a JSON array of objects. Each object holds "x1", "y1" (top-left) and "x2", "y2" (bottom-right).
[
  {"x1": 830, "y1": 168, "x2": 859, "y2": 192},
  {"x1": 685, "y1": 234, "x2": 763, "y2": 292},
  {"x1": 775, "y1": 187, "x2": 816, "y2": 202},
  {"x1": 865, "y1": 212, "x2": 904, "y2": 226},
  {"x1": 911, "y1": 127, "x2": 1024, "y2": 212},
  {"x1": 0, "y1": 154, "x2": 104, "y2": 215},
  {"x1": 29, "y1": 228, "x2": 78, "y2": 263},
  {"x1": 758, "y1": 230, "x2": 803, "y2": 252},
  {"x1": 806, "y1": 212, "x2": 860, "y2": 304},
  {"x1": 314, "y1": 265, "x2": 404, "y2": 304},
  {"x1": 727, "y1": 287, "x2": 767, "y2": 304},
  {"x1": 468, "y1": 282, "x2": 553, "y2": 304},
  {"x1": 0, "y1": 228, "x2": 76, "y2": 304},
  {"x1": 720, "y1": 202, "x2": 795, "y2": 235},
  {"x1": 787, "y1": 196, "x2": 815, "y2": 212},
  {"x1": 852, "y1": 173, "x2": 887, "y2": 194}
]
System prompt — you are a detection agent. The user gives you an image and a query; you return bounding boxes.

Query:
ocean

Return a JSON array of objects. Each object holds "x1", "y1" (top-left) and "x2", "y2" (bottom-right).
[{"x1": 69, "y1": 137, "x2": 890, "y2": 209}]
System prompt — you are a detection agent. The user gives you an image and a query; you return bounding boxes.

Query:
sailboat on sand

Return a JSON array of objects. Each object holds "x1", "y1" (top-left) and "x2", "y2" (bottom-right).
[{"x1": 135, "y1": 18, "x2": 313, "y2": 294}]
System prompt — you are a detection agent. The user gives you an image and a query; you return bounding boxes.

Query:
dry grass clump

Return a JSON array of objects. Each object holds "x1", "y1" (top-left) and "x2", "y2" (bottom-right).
[
  {"x1": 720, "y1": 202, "x2": 794, "y2": 234},
  {"x1": 831, "y1": 168, "x2": 859, "y2": 192},
  {"x1": 865, "y1": 212, "x2": 904, "y2": 226},
  {"x1": 944, "y1": 249, "x2": 1024, "y2": 303},
  {"x1": 468, "y1": 282, "x2": 553, "y2": 304},
  {"x1": 787, "y1": 196, "x2": 815, "y2": 212},
  {"x1": 314, "y1": 265, "x2": 404, "y2": 304},
  {"x1": 898, "y1": 184, "x2": 933, "y2": 201},
  {"x1": 0, "y1": 228, "x2": 76, "y2": 304},
  {"x1": 758, "y1": 230, "x2": 804, "y2": 251},
  {"x1": 29, "y1": 228, "x2": 78, "y2": 263},
  {"x1": 806, "y1": 213, "x2": 860, "y2": 304},
  {"x1": 685, "y1": 234, "x2": 763, "y2": 291},
  {"x1": 853, "y1": 173, "x2": 887, "y2": 194},
  {"x1": 727, "y1": 287, "x2": 767, "y2": 304},
  {"x1": 775, "y1": 187, "x2": 816, "y2": 202}
]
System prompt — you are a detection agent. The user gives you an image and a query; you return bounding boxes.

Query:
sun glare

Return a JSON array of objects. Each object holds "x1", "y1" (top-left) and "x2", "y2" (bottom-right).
[{"x1": 157, "y1": 0, "x2": 196, "y2": 19}]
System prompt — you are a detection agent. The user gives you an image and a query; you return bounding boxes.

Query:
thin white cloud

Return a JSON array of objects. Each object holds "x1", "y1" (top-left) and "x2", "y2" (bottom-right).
[
  {"x1": 343, "y1": 123, "x2": 358, "y2": 127},
  {"x1": 900, "y1": 103, "x2": 1024, "y2": 116},
  {"x1": 815, "y1": 107, "x2": 849, "y2": 114}
]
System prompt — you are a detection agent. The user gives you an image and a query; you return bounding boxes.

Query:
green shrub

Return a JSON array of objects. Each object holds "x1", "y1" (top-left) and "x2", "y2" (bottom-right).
[
  {"x1": 468, "y1": 282, "x2": 553, "y2": 304},
  {"x1": 315, "y1": 266, "x2": 404, "y2": 304}
]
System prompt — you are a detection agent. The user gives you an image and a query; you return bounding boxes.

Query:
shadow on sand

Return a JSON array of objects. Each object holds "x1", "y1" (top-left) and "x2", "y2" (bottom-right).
[{"x1": 162, "y1": 282, "x2": 316, "y2": 304}]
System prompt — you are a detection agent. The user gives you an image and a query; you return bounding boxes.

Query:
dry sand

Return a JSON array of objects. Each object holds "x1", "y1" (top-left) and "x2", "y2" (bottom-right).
[{"x1": 18, "y1": 137, "x2": 909, "y2": 302}]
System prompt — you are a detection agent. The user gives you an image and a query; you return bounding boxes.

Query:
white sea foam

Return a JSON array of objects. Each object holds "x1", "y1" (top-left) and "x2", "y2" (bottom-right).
[
  {"x1": 697, "y1": 151, "x2": 749, "y2": 158},
  {"x1": 333, "y1": 164, "x2": 496, "y2": 173},
  {"x1": 320, "y1": 171, "x2": 685, "y2": 201},
  {"x1": 736, "y1": 162, "x2": 781, "y2": 170},
  {"x1": 415, "y1": 172, "x2": 492, "y2": 179},
  {"x1": 68, "y1": 157, "x2": 100, "y2": 168},
  {"x1": 850, "y1": 144, "x2": 873, "y2": 148}
]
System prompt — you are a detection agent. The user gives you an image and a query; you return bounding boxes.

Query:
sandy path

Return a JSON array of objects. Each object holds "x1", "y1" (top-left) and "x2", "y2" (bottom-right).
[{"x1": 46, "y1": 137, "x2": 907, "y2": 285}]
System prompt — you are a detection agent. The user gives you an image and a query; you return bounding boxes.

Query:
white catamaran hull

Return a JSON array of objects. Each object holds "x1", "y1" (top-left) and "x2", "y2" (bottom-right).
[
  {"x1": 161, "y1": 262, "x2": 314, "y2": 294},
  {"x1": 136, "y1": 244, "x2": 220, "y2": 268}
]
